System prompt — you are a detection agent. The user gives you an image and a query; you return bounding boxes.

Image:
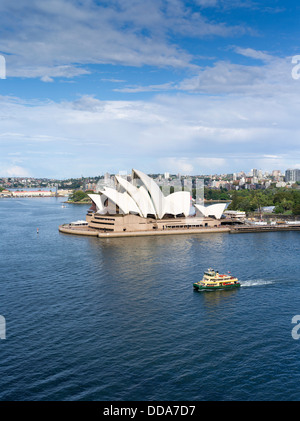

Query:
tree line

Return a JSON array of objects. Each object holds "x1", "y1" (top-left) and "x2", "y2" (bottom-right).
[{"x1": 202, "y1": 188, "x2": 300, "y2": 215}]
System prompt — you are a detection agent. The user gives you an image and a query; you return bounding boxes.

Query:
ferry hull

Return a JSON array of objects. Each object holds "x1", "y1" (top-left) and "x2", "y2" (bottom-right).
[
  {"x1": 193, "y1": 282, "x2": 240, "y2": 291},
  {"x1": 194, "y1": 268, "x2": 240, "y2": 291}
]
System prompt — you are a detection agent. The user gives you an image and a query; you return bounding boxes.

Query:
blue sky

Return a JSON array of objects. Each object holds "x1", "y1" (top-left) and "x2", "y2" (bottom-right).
[{"x1": 0, "y1": 0, "x2": 300, "y2": 178}]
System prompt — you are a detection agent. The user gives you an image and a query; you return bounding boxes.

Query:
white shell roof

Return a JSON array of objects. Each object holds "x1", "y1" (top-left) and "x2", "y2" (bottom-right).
[
  {"x1": 194, "y1": 203, "x2": 226, "y2": 219},
  {"x1": 115, "y1": 175, "x2": 156, "y2": 218},
  {"x1": 164, "y1": 191, "x2": 191, "y2": 217},
  {"x1": 88, "y1": 193, "x2": 105, "y2": 213},
  {"x1": 101, "y1": 187, "x2": 141, "y2": 215},
  {"x1": 132, "y1": 169, "x2": 165, "y2": 219},
  {"x1": 88, "y1": 170, "x2": 223, "y2": 220}
]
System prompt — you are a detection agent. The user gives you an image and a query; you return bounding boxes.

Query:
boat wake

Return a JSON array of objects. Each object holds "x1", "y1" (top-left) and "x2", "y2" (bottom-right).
[{"x1": 240, "y1": 279, "x2": 274, "y2": 288}]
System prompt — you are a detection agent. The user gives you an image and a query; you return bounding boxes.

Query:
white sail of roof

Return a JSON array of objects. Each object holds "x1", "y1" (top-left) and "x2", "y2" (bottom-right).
[
  {"x1": 194, "y1": 203, "x2": 226, "y2": 219},
  {"x1": 164, "y1": 191, "x2": 191, "y2": 217},
  {"x1": 88, "y1": 194, "x2": 106, "y2": 213},
  {"x1": 115, "y1": 175, "x2": 156, "y2": 218},
  {"x1": 132, "y1": 169, "x2": 165, "y2": 219},
  {"x1": 138, "y1": 186, "x2": 157, "y2": 217},
  {"x1": 100, "y1": 187, "x2": 141, "y2": 215}
]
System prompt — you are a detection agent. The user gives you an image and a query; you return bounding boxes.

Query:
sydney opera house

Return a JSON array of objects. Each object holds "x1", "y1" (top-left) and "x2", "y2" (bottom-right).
[{"x1": 83, "y1": 169, "x2": 227, "y2": 235}]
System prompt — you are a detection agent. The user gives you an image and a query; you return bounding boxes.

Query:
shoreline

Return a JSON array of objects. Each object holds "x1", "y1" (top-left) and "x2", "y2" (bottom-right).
[
  {"x1": 58, "y1": 223, "x2": 300, "y2": 238},
  {"x1": 58, "y1": 224, "x2": 230, "y2": 237}
]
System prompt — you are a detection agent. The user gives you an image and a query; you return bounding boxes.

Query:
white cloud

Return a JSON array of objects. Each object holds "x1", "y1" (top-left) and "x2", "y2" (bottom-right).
[
  {"x1": 4, "y1": 165, "x2": 31, "y2": 177},
  {"x1": 40, "y1": 75, "x2": 54, "y2": 83},
  {"x1": 178, "y1": 53, "x2": 294, "y2": 95},
  {"x1": 0, "y1": 2, "x2": 298, "y2": 178},
  {"x1": 113, "y1": 49, "x2": 295, "y2": 97},
  {"x1": 0, "y1": 0, "x2": 250, "y2": 79},
  {"x1": 194, "y1": 0, "x2": 219, "y2": 7},
  {"x1": 0, "y1": 76, "x2": 300, "y2": 177},
  {"x1": 114, "y1": 82, "x2": 176, "y2": 93},
  {"x1": 194, "y1": 0, "x2": 285, "y2": 13},
  {"x1": 161, "y1": 157, "x2": 194, "y2": 174},
  {"x1": 160, "y1": 156, "x2": 227, "y2": 174},
  {"x1": 234, "y1": 47, "x2": 274, "y2": 62},
  {"x1": 1, "y1": 44, "x2": 300, "y2": 177}
]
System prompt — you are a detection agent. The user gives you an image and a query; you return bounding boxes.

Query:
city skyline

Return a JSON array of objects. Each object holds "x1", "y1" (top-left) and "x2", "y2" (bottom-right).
[
  {"x1": 0, "y1": 1, "x2": 300, "y2": 178},
  {"x1": 1, "y1": 166, "x2": 298, "y2": 183}
]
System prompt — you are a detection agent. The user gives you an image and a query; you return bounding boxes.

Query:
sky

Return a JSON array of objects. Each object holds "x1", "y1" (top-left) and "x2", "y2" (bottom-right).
[{"x1": 0, "y1": 0, "x2": 300, "y2": 178}]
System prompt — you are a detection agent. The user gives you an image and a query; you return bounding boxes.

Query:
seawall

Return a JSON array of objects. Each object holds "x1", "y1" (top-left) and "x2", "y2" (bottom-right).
[
  {"x1": 59, "y1": 223, "x2": 300, "y2": 238},
  {"x1": 58, "y1": 224, "x2": 230, "y2": 237},
  {"x1": 230, "y1": 225, "x2": 300, "y2": 233}
]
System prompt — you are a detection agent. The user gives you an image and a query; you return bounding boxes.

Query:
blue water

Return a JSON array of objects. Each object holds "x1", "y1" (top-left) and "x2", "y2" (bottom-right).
[{"x1": 1, "y1": 197, "x2": 300, "y2": 401}]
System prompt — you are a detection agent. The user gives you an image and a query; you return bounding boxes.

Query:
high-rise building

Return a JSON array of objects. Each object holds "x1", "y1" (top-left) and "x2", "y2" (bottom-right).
[{"x1": 285, "y1": 169, "x2": 300, "y2": 183}]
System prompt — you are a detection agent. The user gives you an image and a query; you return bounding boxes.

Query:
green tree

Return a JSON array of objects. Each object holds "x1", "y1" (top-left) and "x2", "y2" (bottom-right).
[
  {"x1": 274, "y1": 204, "x2": 284, "y2": 214},
  {"x1": 292, "y1": 204, "x2": 300, "y2": 215},
  {"x1": 227, "y1": 191, "x2": 241, "y2": 210},
  {"x1": 69, "y1": 190, "x2": 89, "y2": 202}
]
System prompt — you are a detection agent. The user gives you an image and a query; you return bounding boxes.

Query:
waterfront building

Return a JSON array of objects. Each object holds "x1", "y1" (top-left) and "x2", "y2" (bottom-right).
[
  {"x1": 0, "y1": 189, "x2": 12, "y2": 197},
  {"x1": 224, "y1": 210, "x2": 246, "y2": 220},
  {"x1": 86, "y1": 169, "x2": 227, "y2": 234},
  {"x1": 11, "y1": 190, "x2": 54, "y2": 197}
]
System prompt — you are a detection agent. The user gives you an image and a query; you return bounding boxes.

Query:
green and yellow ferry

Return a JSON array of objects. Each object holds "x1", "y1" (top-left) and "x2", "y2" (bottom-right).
[{"x1": 193, "y1": 268, "x2": 240, "y2": 291}]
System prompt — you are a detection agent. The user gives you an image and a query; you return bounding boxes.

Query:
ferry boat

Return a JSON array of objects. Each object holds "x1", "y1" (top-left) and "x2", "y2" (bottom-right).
[{"x1": 193, "y1": 268, "x2": 240, "y2": 291}]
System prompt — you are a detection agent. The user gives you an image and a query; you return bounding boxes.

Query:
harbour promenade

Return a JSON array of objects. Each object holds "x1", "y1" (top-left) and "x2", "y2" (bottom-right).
[{"x1": 230, "y1": 224, "x2": 300, "y2": 233}]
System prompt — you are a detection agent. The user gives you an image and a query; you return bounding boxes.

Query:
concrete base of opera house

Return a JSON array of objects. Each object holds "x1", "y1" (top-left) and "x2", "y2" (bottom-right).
[
  {"x1": 58, "y1": 224, "x2": 99, "y2": 236},
  {"x1": 58, "y1": 223, "x2": 300, "y2": 238},
  {"x1": 58, "y1": 224, "x2": 231, "y2": 238},
  {"x1": 59, "y1": 213, "x2": 230, "y2": 238}
]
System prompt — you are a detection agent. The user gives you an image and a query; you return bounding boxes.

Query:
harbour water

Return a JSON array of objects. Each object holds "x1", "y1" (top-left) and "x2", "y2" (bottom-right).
[{"x1": 1, "y1": 197, "x2": 300, "y2": 401}]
